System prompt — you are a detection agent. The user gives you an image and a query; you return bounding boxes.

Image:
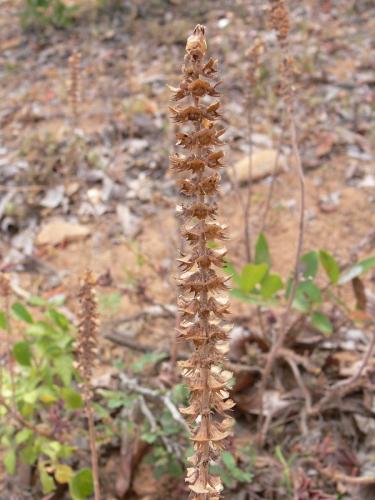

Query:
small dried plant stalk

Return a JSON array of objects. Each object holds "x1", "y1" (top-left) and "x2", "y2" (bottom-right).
[
  {"x1": 170, "y1": 25, "x2": 234, "y2": 499},
  {"x1": 77, "y1": 270, "x2": 101, "y2": 500},
  {"x1": 68, "y1": 48, "x2": 81, "y2": 127}
]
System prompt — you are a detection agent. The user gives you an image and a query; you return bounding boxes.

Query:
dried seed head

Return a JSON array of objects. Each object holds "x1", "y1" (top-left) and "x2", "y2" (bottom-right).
[
  {"x1": 68, "y1": 48, "x2": 81, "y2": 127},
  {"x1": 269, "y1": 0, "x2": 290, "y2": 41},
  {"x1": 170, "y1": 24, "x2": 233, "y2": 499},
  {"x1": 76, "y1": 270, "x2": 99, "y2": 402}
]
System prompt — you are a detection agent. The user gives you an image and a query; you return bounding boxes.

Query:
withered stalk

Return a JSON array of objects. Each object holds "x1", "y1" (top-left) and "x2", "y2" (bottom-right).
[
  {"x1": 77, "y1": 271, "x2": 101, "y2": 500},
  {"x1": 170, "y1": 25, "x2": 234, "y2": 499}
]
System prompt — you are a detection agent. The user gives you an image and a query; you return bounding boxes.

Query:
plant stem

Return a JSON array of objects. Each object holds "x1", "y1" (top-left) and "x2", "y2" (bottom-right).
[{"x1": 86, "y1": 402, "x2": 101, "y2": 500}]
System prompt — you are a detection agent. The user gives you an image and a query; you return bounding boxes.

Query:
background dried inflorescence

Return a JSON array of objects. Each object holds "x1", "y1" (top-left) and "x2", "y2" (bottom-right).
[{"x1": 170, "y1": 25, "x2": 234, "y2": 499}]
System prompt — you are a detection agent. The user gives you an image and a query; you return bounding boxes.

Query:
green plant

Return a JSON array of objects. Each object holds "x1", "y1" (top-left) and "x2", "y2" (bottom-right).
[
  {"x1": 0, "y1": 298, "x2": 96, "y2": 498},
  {"x1": 225, "y1": 232, "x2": 375, "y2": 335},
  {"x1": 275, "y1": 445, "x2": 298, "y2": 494},
  {"x1": 211, "y1": 451, "x2": 253, "y2": 489},
  {"x1": 21, "y1": 0, "x2": 77, "y2": 30}
]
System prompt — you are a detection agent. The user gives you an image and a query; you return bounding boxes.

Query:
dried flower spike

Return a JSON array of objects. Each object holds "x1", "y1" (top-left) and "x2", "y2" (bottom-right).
[
  {"x1": 68, "y1": 47, "x2": 81, "y2": 127},
  {"x1": 77, "y1": 270, "x2": 101, "y2": 500},
  {"x1": 269, "y1": 0, "x2": 290, "y2": 41},
  {"x1": 170, "y1": 25, "x2": 234, "y2": 499}
]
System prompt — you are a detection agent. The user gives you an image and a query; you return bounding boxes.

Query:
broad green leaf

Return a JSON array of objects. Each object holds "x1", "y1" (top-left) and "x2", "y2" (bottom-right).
[
  {"x1": 48, "y1": 309, "x2": 69, "y2": 332},
  {"x1": 298, "y1": 281, "x2": 322, "y2": 303},
  {"x1": 311, "y1": 311, "x2": 333, "y2": 336},
  {"x1": 4, "y1": 448, "x2": 16, "y2": 475},
  {"x1": 255, "y1": 233, "x2": 271, "y2": 265},
  {"x1": 22, "y1": 389, "x2": 39, "y2": 405},
  {"x1": 61, "y1": 387, "x2": 83, "y2": 410},
  {"x1": 0, "y1": 311, "x2": 8, "y2": 330},
  {"x1": 20, "y1": 444, "x2": 38, "y2": 465},
  {"x1": 301, "y1": 251, "x2": 318, "y2": 279},
  {"x1": 69, "y1": 468, "x2": 94, "y2": 500},
  {"x1": 222, "y1": 451, "x2": 237, "y2": 470},
  {"x1": 339, "y1": 257, "x2": 375, "y2": 285},
  {"x1": 239, "y1": 263, "x2": 268, "y2": 293},
  {"x1": 142, "y1": 432, "x2": 158, "y2": 444},
  {"x1": 13, "y1": 341, "x2": 32, "y2": 366},
  {"x1": 15, "y1": 428, "x2": 33, "y2": 445},
  {"x1": 12, "y1": 303, "x2": 33, "y2": 324},
  {"x1": 293, "y1": 281, "x2": 322, "y2": 312},
  {"x1": 40, "y1": 467, "x2": 55, "y2": 494},
  {"x1": 27, "y1": 321, "x2": 56, "y2": 337},
  {"x1": 260, "y1": 274, "x2": 283, "y2": 298},
  {"x1": 54, "y1": 355, "x2": 73, "y2": 386},
  {"x1": 55, "y1": 464, "x2": 74, "y2": 484},
  {"x1": 319, "y1": 250, "x2": 340, "y2": 284}
]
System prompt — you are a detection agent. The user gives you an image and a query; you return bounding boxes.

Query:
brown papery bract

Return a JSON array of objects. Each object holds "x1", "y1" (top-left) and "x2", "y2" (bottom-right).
[{"x1": 170, "y1": 24, "x2": 234, "y2": 499}]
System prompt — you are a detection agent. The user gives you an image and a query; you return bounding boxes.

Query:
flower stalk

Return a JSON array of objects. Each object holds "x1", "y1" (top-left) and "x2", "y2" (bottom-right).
[
  {"x1": 170, "y1": 25, "x2": 234, "y2": 499},
  {"x1": 77, "y1": 270, "x2": 101, "y2": 500}
]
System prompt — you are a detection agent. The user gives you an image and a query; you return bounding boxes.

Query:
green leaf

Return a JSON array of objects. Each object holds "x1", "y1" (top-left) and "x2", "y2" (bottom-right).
[
  {"x1": 142, "y1": 432, "x2": 158, "y2": 444},
  {"x1": 319, "y1": 250, "x2": 340, "y2": 285},
  {"x1": 301, "y1": 251, "x2": 318, "y2": 279},
  {"x1": 4, "y1": 448, "x2": 16, "y2": 475},
  {"x1": 61, "y1": 387, "x2": 83, "y2": 410},
  {"x1": 54, "y1": 355, "x2": 73, "y2": 386},
  {"x1": 311, "y1": 311, "x2": 333, "y2": 336},
  {"x1": 239, "y1": 263, "x2": 268, "y2": 293},
  {"x1": 55, "y1": 464, "x2": 74, "y2": 484},
  {"x1": 260, "y1": 274, "x2": 283, "y2": 298},
  {"x1": 15, "y1": 428, "x2": 33, "y2": 445},
  {"x1": 12, "y1": 303, "x2": 33, "y2": 324},
  {"x1": 69, "y1": 468, "x2": 94, "y2": 500},
  {"x1": 339, "y1": 257, "x2": 375, "y2": 285},
  {"x1": 299, "y1": 281, "x2": 322, "y2": 303},
  {"x1": 255, "y1": 233, "x2": 271, "y2": 265},
  {"x1": 48, "y1": 309, "x2": 69, "y2": 332},
  {"x1": 20, "y1": 444, "x2": 38, "y2": 465},
  {"x1": 13, "y1": 341, "x2": 32, "y2": 366},
  {"x1": 27, "y1": 320, "x2": 56, "y2": 337},
  {"x1": 40, "y1": 467, "x2": 55, "y2": 494},
  {"x1": 222, "y1": 451, "x2": 237, "y2": 470},
  {"x1": 0, "y1": 311, "x2": 8, "y2": 330}
]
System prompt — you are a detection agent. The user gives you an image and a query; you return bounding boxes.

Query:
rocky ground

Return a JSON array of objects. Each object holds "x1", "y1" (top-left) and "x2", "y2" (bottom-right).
[{"x1": 0, "y1": 0, "x2": 375, "y2": 498}]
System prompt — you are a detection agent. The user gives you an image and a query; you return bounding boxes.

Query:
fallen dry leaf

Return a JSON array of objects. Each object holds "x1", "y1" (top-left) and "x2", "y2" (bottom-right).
[{"x1": 36, "y1": 219, "x2": 90, "y2": 246}]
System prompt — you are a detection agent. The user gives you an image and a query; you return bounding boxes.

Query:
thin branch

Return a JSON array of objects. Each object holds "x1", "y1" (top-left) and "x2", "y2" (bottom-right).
[
  {"x1": 0, "y1": 395, "x2": 54, "y2": 440},
  {"x1": 119, "y1": 373, "x2": 190, "y2": 434}
]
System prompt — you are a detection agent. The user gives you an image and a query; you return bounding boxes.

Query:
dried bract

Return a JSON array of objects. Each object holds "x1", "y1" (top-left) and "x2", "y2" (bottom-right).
[{"x1": 170, "y1": 24, "x2": 234, "y2": 499}]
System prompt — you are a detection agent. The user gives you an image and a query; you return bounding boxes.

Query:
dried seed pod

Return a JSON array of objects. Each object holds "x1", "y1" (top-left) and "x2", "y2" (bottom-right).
[{"x1": 170, "y1": 24, "x2": 234, "y2": 499}]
